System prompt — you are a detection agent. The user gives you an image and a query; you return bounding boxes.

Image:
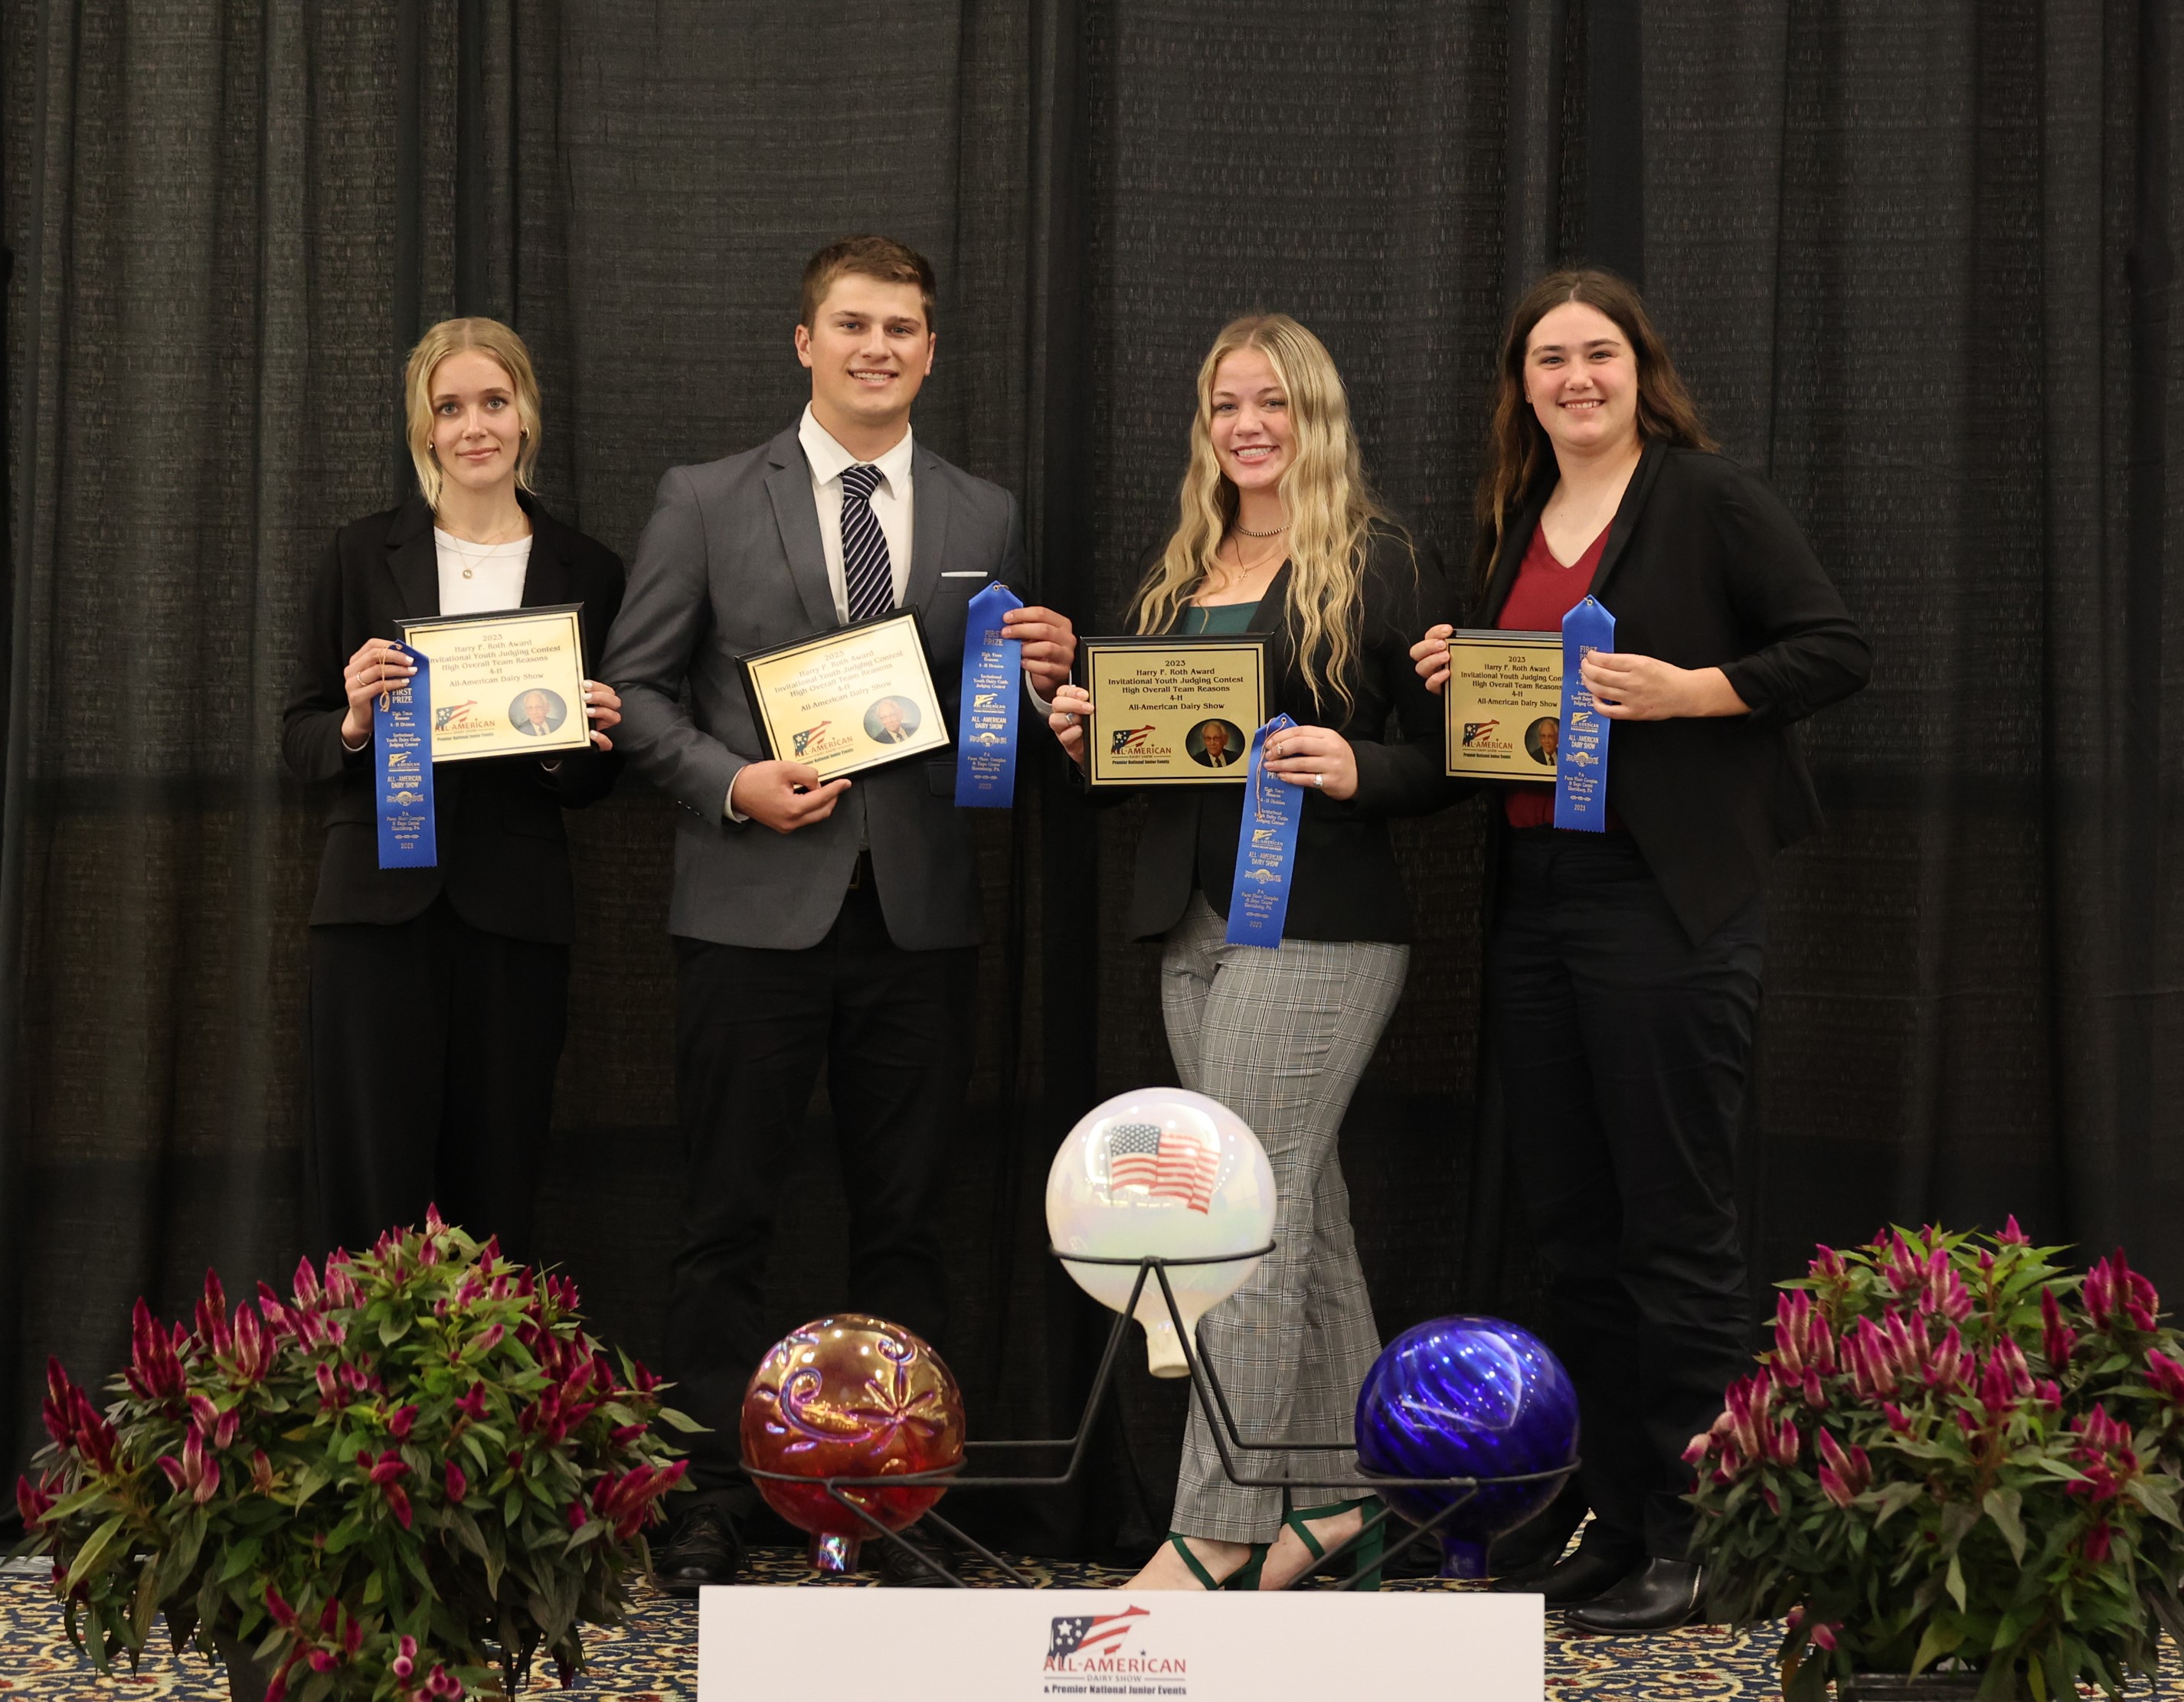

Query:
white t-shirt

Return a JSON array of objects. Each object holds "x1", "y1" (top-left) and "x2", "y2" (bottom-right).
[{"x1": 434, "y1": 528, "x2": 533, "y2": 614}]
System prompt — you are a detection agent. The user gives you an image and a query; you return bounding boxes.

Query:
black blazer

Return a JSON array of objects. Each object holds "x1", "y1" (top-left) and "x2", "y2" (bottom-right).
[
  {"x1": 1479, "y1": 442, "x2": 1872, "y2": 940},
  {"x1": 281, "y1": 493, "x2": 626, "y2": 944},
  {"x1": 1093, "y1": 525, "x2": 1459, "y2": 945}
]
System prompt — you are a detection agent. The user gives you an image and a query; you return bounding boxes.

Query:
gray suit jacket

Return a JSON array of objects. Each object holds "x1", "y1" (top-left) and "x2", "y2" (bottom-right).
[{"x1": 600, "y1": 424, "x2": 1024, "y2": 950}]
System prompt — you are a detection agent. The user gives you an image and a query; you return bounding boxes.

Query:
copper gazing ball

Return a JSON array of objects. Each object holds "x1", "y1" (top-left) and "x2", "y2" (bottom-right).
[{"x1": 739, "y1": 1313, "x2": 966, "y2": 1573}]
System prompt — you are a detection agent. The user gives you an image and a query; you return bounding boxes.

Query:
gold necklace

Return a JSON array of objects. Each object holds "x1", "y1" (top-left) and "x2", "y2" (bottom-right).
[
  {"x1": 437, "y1": 519, "x2": 531, "y2": 579},
  {"x1": 1224, "y1": 533, "x2": 1285, "y2": 575},
  {"x1": 1197, "y1": 535, "x2": 1283, "y2": 603}
]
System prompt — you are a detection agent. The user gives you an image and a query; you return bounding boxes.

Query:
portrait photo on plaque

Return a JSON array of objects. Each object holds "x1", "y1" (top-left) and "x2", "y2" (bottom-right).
[
  {"x1": 1081, "y1": 634, "x2": 1271, "y2": 787},
  {"x1": 738, "y1": 609, "x2": 949, "y2": 781},
  {"x1": 510, "y1": 688, "x2": 569, "y2": 737},
  {"x1": 1186, "y1": 719, "x2": 1247, "y2": 768},
  {"x1": 398, "y1": 603, "x2": 591, "y2": 763},
  {"x1": 862, "y1": 694, "x2": 924, "y2": 745},
  {"x1": 1443, "y1": 628, "x2": 1564, "y2": 779}
]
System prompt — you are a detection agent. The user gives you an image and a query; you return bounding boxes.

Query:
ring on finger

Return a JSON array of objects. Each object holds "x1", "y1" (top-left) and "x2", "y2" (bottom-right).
[{"x1": 1314, "y1": 773, "x2": 1324, "y2": 789}]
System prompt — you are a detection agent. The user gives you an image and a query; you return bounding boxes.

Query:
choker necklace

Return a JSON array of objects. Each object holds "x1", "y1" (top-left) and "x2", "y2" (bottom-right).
[{"x1": 1234, "y1": 520, "x2": 1288, "y2": 538}]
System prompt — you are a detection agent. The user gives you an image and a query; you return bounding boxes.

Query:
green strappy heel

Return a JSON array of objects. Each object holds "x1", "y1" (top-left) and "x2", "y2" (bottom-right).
[
  {"x1": 1169, "y1": 1534, "x2": 1267, "y2": 1591},
  {"x1": 1281, "y1": 1495, "x2": 1387, "y2": 1590}
]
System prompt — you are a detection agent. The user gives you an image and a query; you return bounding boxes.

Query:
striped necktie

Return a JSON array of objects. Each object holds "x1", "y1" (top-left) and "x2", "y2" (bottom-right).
[{"x1": 840, "y1": 462, "x2": 894, "y2": 622}]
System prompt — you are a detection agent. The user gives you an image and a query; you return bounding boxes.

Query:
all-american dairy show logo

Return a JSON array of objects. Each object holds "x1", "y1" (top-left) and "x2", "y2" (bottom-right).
[
  {"x1": 790, "y1": 720, "x2": 854, "y2": 760},
  {"x1": 1110, "y1": 724, "x2": 1159, "y2": 755},
  {"x1": 434, "y1": 700, "x2": 482, "y2": 732},
  {"x1": 1043, "y1": 1606, "x2": 1188, "y2": 1695},
  {"x1": 1461, "y1": 717, "x2": 1504, "y2": 747}
]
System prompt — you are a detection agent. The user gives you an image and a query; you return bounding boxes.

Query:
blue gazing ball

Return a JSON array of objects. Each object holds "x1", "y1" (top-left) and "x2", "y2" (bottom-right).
[{"x1": 1354, "y1": 1316, "x2": 1580, "y2": 1579}]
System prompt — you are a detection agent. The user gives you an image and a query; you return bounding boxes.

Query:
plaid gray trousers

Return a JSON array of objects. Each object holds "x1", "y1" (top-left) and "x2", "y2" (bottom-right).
[{"x1": 1160, "y1": 894, "x2": 1409, "y2": 1543}]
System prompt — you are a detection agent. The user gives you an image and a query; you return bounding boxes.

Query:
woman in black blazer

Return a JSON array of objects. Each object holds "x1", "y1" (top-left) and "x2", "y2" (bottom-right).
[
  {"x1": 1048, "y1": 314, "x2": 1456, "y2": 1593},
  {"x1": 281, "y1": 317, "x2": 626, "y2": 1260},
  {"x1": 1414, "y1": 270, "x2": 1870, "y2": 1632}
]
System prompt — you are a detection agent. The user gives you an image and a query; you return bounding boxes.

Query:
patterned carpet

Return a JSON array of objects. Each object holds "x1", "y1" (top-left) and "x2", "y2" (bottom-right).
[
  {"x1": 0, "y1": 1550, "x2": 1779, "y2": 1702},
  {"x1": 2, "y1": 1552, "x2": 2175, "y2": 1699}
]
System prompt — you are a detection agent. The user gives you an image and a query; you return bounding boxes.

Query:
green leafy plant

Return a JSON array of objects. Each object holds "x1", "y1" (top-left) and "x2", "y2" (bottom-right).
[
  {"x1": 15, "y1": 1210, "x2": 694, "y2": 1700},
  {"x1": 1689, "y1": 1220, "x2": 2184, "y2": 1701}
]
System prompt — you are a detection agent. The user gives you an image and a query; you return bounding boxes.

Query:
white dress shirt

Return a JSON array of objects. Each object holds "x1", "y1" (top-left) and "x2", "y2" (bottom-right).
[
  {"x1": 726, "y1": 410, "x2": 1062, "y2": 824},
  {"x1": 434, "y1": 529, "x2": 532, "y2": 614},
  {"x1": 724, "y1": 412, "x2": 916, "y2": 825},
  {"x1": 798, "y1": 404, "x2": 915, "y2": 621},
  {"x1": 339, "y1": 528, "x2": 535, "y2": 753}
]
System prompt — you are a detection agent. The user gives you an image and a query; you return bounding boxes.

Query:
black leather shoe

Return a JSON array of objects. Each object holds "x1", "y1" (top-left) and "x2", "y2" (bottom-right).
[
  {"x1": 655, "y1": 1507, "x2": 747, "y2": 1594},
  {"x1": 1492, "y1": 1547, "x2": 1640, "y2": 1605},
  {"x1": 877, "y1": 1533, "x2": 958, "y2": 1587},
  {"x1": 1563, "y1": 1558, "x2": 1704, "y2": 1633}
]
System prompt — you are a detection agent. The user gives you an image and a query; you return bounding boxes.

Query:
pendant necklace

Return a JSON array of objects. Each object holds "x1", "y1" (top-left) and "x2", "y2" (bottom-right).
[{"x1": 440, "y1": 521, "x2": 527, "y2": 580}]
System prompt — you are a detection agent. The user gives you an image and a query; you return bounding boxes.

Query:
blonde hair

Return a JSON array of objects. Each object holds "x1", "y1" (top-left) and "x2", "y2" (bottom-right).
[
  {"x1": 1129, "y1": 314, "x2": 1391, "y2": 715},
  {"x1": 403, "y1": 317, "x2": 543, "y2": 508}
]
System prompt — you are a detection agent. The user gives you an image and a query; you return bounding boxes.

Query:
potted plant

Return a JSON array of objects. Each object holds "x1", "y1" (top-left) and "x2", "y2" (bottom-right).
[
  {"x1": 1689, "y1": 1220, "x2": 2184, "y2": 1701},
  {"x1": 15, "y1": 1209, "x2": 693, "y2": 1700}
]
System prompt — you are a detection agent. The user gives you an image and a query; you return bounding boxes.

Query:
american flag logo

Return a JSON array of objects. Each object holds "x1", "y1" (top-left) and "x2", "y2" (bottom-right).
[
  {"x1": 792, "y1": 721, "x2": 832, "y2": 756},
  {"x1": 1105, "y1": 1122, "x2": 1219, "y2": 1214},
  {"x1": 1463, "y1": 719, "x2": 1499, "y2": 745},
  {"x1": 1050, "y1": 1606, "x2": 1149, "y2": 1658},
  {"x1": 434, "y1": 701, "x2": 476, "y2": 730},
  {"x1": 1110, "y1": 725, "x2": 1156, "y2": 753}
]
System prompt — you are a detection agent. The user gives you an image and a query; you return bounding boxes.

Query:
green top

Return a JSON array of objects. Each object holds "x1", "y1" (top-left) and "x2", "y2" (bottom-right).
[{"x1": 1178, "y1": 600, "x2": 1261, "y2": 635}]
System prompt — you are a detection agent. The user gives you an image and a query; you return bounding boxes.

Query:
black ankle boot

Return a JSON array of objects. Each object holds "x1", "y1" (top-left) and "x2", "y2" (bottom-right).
[
  {"x1": 1562, "y1": 1558, "x2": 1705, "y2": 1633},
  {"x1": 1493, "y1": 1547, "x2": 1640, "y2": 1605}
]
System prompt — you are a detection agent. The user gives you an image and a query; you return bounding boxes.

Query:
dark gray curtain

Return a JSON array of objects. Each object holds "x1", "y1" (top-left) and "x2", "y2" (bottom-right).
[
  {"x1": 4, "y1": 0, "x2": 2180, "y2": 1553},
  {"x1": 0, "y1": 0, "x2": 459, "y2": 1505},
  {"x1": 1640, "y1": 0, "x2": 2184, "y2": 1292}
]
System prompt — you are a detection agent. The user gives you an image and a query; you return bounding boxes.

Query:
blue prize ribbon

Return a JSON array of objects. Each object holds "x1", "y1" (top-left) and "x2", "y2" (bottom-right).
[
  {"x1": 1226, "y1": 713, "x2": 1304, "y2": 948},
  {"x1": 955, "y1": 582, "x2": 1024, "y2": 808},
  {"x1": 1554, "y1": 596, "x2": 1616, "y2": 832},
  {"x1": 374, "y1": 642, "x2": 437, "y2": 869}
]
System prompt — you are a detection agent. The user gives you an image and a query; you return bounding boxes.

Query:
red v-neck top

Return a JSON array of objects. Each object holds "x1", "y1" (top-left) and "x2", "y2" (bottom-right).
[{"x1": 1498, "y1": 521, "x2": 1620, "y2": 829}]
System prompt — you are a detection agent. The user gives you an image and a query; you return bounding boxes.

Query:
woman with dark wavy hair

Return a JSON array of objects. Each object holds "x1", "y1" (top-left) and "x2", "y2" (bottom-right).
[{"x1": 1414, "y1": 270, "x2": 1871, "y2": 1632}]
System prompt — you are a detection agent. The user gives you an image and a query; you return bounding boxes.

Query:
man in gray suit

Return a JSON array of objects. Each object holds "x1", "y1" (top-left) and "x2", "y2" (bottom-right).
[{"x1": 601, "y1": 236, "x2": 1075, "y2": 1587}]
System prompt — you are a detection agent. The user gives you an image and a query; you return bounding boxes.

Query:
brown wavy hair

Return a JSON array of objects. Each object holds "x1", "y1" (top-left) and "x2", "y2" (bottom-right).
[{"x1": 1473, "y1": 269, "x2": 1716, "y2": 582}]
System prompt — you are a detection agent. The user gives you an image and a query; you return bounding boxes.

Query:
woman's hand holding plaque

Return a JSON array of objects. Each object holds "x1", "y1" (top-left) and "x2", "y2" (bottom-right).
[{"x1": 1048, "y1": 682, "x2": 1094, "y2": 770}]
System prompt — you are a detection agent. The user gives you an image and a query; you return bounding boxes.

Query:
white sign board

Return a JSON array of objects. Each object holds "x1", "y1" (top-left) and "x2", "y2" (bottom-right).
[{"x1": 701, "y1": 1585, "x2": 1542, "y2": 1700}]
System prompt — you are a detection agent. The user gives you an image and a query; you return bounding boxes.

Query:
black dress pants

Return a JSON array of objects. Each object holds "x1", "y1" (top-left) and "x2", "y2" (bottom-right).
[
  {"x1": 308, "y1": 894, "x2": 569, "y2": 1261},
  {"x1": 1488, "y1": 829, "x2": 1764, "y2": 1561},
  {"x1": 667, "y1": 874, "x2": 978, "y2": 1513}
]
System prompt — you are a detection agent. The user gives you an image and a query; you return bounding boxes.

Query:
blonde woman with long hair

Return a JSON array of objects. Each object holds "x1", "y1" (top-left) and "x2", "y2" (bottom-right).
[
  {"x1": 1048, "y1": 315, "x2": 1456, "y2": 1591},
  {"x1": 280, "y1": 317, "x2": 626, "y2": 1261}
]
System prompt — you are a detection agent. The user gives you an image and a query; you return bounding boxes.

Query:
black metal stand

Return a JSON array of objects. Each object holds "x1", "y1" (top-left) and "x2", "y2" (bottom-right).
[{"x1": 738, "y1": 1245, "x2": 1578, "y2": 1590}]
